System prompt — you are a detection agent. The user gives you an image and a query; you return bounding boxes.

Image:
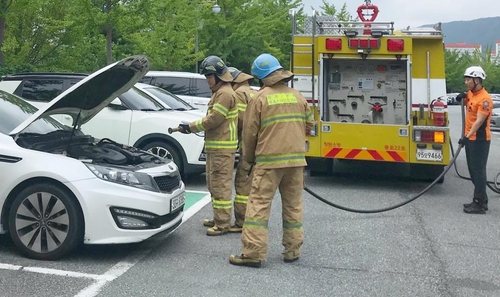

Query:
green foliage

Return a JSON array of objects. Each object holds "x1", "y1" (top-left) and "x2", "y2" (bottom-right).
[
  {"x1": 444, "y1": 48, "x2": 500, "y2": 93},
  {"x1": 1, "y1": 0, "x2": 497, "y2": 96}
]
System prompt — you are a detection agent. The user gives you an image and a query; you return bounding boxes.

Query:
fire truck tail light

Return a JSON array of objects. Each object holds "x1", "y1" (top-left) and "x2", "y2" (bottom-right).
[
  {"x1": 434, "y1": 132, "x2": 445, "y2": 143},
  {"x1": 348, "y1": 38, "x2": 380, "y2": 49},
  {"x1": 413, "y1": 130, "x2": 445, "y2": 143},
  {"x1": 414, "y1": 130, "x2": 421, "y2": 142},
  {"x1": 387, "y1": 39, "x2": 404, "y2": 51},
  {"x1": 326, "y1": 38, "x2": 342, "y2": 50}
]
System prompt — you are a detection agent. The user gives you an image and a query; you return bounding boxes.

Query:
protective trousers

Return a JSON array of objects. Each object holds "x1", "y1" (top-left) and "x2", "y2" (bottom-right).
[
  {"x1": 206, "y1": 152, "x2": 236, "y2": 229},
  {"x1": 233, "y1": 159, "x2": 253, "y2": 227},
  {"x1": 465, "y1": 139, "x2": 491, "y2": 205},
  {"x1": 241, "y1": 167, "x2": 304, "y2": 261}
]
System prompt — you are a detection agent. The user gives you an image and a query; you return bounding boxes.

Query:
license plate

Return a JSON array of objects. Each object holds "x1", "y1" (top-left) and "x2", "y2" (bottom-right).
[
  {"x1": 416, "y1": 149, "x2": 443, "y2": 162},
  {"x1": 171, "y1": 195, "x2": 185, "y2": 212}
]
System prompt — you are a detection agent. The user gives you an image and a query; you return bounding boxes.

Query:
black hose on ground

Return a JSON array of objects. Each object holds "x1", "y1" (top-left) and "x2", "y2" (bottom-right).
[{"x1": 304, "y1": 95, "x2": 499, "y2": 212}]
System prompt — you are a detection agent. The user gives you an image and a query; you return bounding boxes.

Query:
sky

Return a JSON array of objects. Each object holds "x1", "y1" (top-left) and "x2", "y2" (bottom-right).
[{"x1": 302, "y1": 0, "x2": 500, "y2": 29}]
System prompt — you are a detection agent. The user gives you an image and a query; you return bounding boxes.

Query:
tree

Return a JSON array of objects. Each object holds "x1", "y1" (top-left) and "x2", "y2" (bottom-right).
[
  {"x1": 196, "y1": 0, "x2": 304, "y2": 74},
  {"x1": 0, "y1": 0, "x2": 14, "y2": 64},
  {"x1": 3, "y1": 0, "x2": 75, "y2": 66},
  {"x1": 317, "y1": 0, "x2": 357, "y2": 21},
  {"x1": 444, "y1": 47, "x2": 500, "y2": 93}
]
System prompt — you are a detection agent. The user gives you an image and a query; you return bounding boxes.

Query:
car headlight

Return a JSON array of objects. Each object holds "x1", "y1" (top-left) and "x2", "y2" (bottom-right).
[{"x1": 85, "y1": 164, "x2": 158, "y2": 192}]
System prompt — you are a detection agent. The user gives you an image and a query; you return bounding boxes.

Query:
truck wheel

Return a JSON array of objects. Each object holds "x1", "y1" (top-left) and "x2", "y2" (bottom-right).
[
  {"x1": 142, "y1": 141, "x2": 184, "y2": 176},
  {"x1": 8, "y1": 183, "x2": 84, "y2": 260}
]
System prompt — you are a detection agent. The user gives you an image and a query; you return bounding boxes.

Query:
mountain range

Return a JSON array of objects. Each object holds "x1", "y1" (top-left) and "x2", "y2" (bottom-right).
[{"x1": 422, "y1": 17, "x2": 500, "y2": 51}]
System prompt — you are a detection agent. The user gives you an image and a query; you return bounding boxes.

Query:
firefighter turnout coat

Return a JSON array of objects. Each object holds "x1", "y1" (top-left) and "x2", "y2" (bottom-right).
[{"x1": 189, "y1": 81, "x2": 238, "y2": 230}]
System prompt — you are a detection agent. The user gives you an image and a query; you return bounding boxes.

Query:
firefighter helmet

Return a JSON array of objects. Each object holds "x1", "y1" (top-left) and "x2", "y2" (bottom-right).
[
  {"x1": 464, "y1": 66, "x2": 486, "y2": 80},
  {"x1": 251, "y1": 53, "x2": 283, "y2": 79},
  {"x1": 200, "y1": 55, "x2": 228, "y2": 76},
  {"x1": 228, "y1": 66, "x2": 253, "y2": 83},
  {"x1": 228, "y1": 67, "x2": 242, "y2": 80}
]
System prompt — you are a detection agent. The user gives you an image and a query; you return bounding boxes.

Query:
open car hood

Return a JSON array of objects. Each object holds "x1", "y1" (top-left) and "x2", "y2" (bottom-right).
[{"x1": 9, "y1": 55, "x2": 149, "y2": 136}]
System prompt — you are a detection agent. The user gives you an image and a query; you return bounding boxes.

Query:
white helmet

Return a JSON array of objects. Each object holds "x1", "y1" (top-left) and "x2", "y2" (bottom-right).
[{"x1": 464, "y1": 66, "x2": 486, "y2": 80}]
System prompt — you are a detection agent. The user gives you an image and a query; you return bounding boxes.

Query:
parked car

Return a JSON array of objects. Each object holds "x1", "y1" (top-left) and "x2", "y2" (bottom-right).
[
  {"x1": 0, "y1": 56, "x2": 185, "y2": 260},
  {"x1": 135, "y1": 83, "x2": 205, "y2": 117},
  {"x1": 139, "y1": 71, "x2": 211, "y2": 113},
  {"x1": 437, "y1": 93, "x2": 459, "y2": 105},
  {"x1": 0, "y1": 73, "x2": 207, "y2": 178},
  {"x1": 491, "y1": 107, "x2": 500, "y2": 130}
]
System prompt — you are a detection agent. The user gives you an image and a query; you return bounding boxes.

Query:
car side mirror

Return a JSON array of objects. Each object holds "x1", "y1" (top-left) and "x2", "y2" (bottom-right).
[{"x1": 108, "y1": 98, "x2": 127, "y2": 110}]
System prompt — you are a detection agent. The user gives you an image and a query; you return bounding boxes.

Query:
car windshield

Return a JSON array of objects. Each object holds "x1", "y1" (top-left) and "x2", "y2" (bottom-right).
[
  {"x1": 119, "y1": 87, "x2": 166, "y2": 111},
  {"x1": 0, "y1": 91, "x2": 68, "y2": 135},
  {"x1": 143, "y1": 86, "x2": 196, "y2": 111}
]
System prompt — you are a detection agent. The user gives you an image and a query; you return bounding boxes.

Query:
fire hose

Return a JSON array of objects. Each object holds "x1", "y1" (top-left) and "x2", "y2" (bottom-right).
[
  {"x1": 168, "y1": 98, "x2": 500, "y2": 214},
  {"x1": 304, "y1": 98, "x2": 500, "y2": 213}
]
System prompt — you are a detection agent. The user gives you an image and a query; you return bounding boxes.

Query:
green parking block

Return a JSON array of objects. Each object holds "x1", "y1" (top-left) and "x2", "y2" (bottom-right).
[{"x1": 184, "y1": 191, "x2": 209, "y2": 210}]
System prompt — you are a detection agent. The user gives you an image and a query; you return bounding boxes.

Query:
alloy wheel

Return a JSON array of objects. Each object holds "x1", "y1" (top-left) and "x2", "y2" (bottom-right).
[
  {"x1": 14, "y1": 192, "x2": 70, "y2": 254},
  {"x1": 147, "y1": 146, "x2": 173, "y2": 160}
]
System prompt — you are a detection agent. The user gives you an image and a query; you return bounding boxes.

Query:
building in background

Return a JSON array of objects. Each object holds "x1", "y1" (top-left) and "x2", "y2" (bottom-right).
[
  {"x1": 445, "y1": 42, "x2": 482, "y2": 55},
  {"x1": 490, "y1": 40, "x2": 500, "y2": 64}
]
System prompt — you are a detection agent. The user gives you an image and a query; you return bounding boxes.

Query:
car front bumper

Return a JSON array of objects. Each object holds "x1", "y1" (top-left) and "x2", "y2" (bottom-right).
[{"x1": 66, "y1": 178, "x2": 185, "y2": 244}]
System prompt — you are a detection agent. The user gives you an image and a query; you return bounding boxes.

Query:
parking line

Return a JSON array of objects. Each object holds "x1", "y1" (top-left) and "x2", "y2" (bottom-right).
[
  {"x1": 75, "y1": 247, "x2": 152, "y2": 297},
  {"x1": 182, "y1": 193, "x2": 211, "y2": 222},
  {"x1": 0, "y1": 263, "x2": 109, "y2": 280},
  {"x1": 75, "y1": 192, "x2": 211, "y2": 297},
  {"x1": 0, "y1": 263, "x2": 21, "y2": 270},
  {"x1": 23, "y1": 267, "x2": 113, "y2": 281},
  {"x1": 0, "y1": 191, "x2": 211, "y2": 297}
]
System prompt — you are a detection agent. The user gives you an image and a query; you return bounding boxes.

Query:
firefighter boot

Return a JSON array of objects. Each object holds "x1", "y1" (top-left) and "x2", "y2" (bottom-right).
[
  {"x1": 229, "y1": 223, "x2": 243, "y2": 233},
  {"x1": 229, "y1": 254, "x2": 262, "y2": 268},
  {"x1": 206, "y1": 225, "x2": 229, "y2": 236},
  {"x1": 463, "y1": 199, "x2": 487, "y2": 214},
  {"x1": 203, "y1": 219, "x2": 215, "y2": 227}
]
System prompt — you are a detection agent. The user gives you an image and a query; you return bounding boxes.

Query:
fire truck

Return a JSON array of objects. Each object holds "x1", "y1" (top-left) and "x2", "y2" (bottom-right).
[{"x1": 290, "y1": 1, "x2": 450, "y2": 181}]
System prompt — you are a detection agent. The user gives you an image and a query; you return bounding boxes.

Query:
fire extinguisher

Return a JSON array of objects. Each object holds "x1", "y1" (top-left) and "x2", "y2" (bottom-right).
[{"x1": 431, "y1": 98, "x2": 445, "y2": 126}]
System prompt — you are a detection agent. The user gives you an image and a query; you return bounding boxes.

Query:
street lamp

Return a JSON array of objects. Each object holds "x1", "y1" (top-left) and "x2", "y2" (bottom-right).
[{"x1": 195, "y1": 1, "x2": 221, "y2": 73}]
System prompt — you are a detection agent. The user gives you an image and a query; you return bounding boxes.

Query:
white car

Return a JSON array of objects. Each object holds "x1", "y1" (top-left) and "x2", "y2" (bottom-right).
[
  {"x1": 74, "y1": 87, "x2": 207, "y2": 179},
  {"x1": 135, "y1": 83, "x2": 206, "y2": 117},
  {"x1": 0, "y1": 76, "x2": 207, "y2": 178},
  {"x1": 0, "y1": 55, "x2": 185, "y2": 260},
  {"x1": 139, "y1": 71, "x2": 211, "y2": 113}
]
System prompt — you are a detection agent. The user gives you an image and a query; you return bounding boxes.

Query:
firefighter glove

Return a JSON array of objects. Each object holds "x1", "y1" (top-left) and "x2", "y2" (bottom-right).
[
  {"x1": 178, "y1": 123, "x2": 191, "y2": 134},
  {"x1": 455, "y1": 92, "x2": 466, "y2": 103},
  {"x1": 458, "y1": 136, "x2": 469, "y2": 147}
]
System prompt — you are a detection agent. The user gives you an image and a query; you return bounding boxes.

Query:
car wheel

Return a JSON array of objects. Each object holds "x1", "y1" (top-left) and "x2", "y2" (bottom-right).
[
  {"x1": 142, "y1": 141, "x2": 184, "y2": 176},
  {"x1": 8, "y1": 184, "x2": 84, "y2": 260}
]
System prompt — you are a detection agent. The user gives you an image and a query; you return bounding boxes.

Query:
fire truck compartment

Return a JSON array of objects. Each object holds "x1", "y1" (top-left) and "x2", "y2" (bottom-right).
[{"x1": 323, "y1": 58, "x2": 408, "y2": 125}]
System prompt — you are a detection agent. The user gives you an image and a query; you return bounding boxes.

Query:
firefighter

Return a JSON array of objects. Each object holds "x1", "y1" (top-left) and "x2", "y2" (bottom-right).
[
  {"x1": 227, "y1": 66, "x2": 258, "y2": 232},
  {"x1": 177, "y1": 55, "x2": 238, "y2": 235},
  {"x1": 456, "y1": 66, "x2": 493, "y2": 214},
  {"x1": 229, "y1": 53, "x2": 314, "y2": 268}
]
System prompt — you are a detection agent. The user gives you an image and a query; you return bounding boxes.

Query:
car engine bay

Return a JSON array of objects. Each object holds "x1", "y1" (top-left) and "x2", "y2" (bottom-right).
[{"x1": 16, "y1": 131, "x2": 165, "y2": 169}]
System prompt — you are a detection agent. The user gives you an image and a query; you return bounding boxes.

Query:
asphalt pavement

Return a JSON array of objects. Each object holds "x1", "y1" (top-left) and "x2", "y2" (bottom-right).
[{"x1": 1, "y1": 105, "x2": 500, "y2": 297}]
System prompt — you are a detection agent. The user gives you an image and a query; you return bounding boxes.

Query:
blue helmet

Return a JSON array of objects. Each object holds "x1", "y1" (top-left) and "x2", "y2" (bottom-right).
[{"x1": 251, "y1": 53, "x2": 283, "y2": 79}]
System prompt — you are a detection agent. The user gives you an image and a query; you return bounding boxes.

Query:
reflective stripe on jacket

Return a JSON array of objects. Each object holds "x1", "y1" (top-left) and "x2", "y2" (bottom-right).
[
  {"x1": 189, "y1": 82, "x2": 238, "y2": 152},
  {"x1": 242, "y1": 72, "x2": 313, "y2": 169}
]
